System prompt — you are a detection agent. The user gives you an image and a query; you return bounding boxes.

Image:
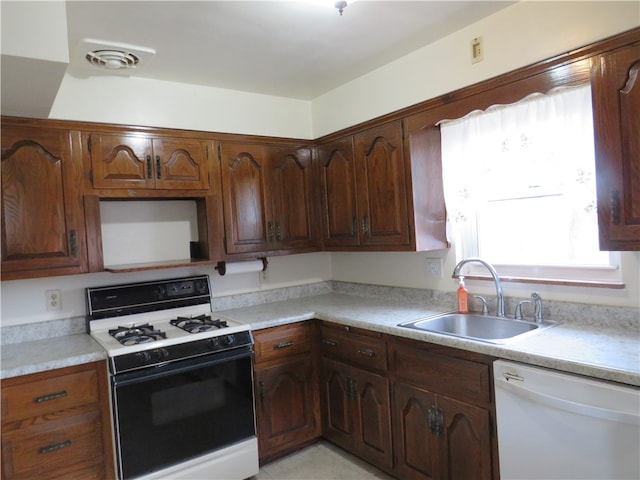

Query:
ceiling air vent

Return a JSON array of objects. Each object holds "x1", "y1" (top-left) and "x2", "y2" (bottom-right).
[
  {"x1": 73, "y1": 39, "x2": 155, "y2": 73},
  {"x1": 85, "y1": 50, "x2": 140, "y2": 70}
]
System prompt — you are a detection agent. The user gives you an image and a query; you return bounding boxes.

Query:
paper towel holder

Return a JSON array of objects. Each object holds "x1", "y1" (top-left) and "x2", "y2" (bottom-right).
[{"x1": 215, "y1": 257, "x2": 268, "y2": 276}]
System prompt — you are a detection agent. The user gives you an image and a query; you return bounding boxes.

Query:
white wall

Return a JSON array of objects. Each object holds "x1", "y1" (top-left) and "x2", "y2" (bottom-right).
[
  {"x1": 312, "y1": 1, "x2": 640, "y2": 136},
  {"x1": 0, "y1": 252, "x2": 332, "y2": 327}
]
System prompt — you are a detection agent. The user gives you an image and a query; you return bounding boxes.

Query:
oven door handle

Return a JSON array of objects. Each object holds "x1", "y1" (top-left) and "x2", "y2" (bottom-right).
[{"x1": 112, "y1": 346, "x2": 252, "y2": 387}]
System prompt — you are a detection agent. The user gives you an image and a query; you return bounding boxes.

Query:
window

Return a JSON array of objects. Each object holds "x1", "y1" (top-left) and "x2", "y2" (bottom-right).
[{"x1": 440, "y1": 84, "x2": 620, "y2": 285}]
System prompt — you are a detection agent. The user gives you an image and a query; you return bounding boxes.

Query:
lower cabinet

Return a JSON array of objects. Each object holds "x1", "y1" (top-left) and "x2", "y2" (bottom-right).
[
  {"x1": 320, "y1": 357, "x2": 393, "y2": 471},
  {"x1": 390, "y1": 339, "x2": 497, "y2": 480},
  {"x1": 0, "y1": 362, "x2": 115, "y2": 480},
  {"x1": 253, "y1": 322, "x2": 321, "y2": 463}
]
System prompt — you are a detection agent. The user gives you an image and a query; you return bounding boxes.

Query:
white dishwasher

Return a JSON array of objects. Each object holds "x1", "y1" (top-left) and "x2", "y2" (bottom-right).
[{"x1": 494, "y1": 360, "x2": 640, "y2": 480}]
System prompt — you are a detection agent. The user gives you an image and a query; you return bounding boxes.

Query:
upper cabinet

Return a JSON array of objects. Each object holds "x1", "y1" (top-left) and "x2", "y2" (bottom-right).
[
  {"x1": 1, "y1": 120, "x2": 88, "y2": 280},
  {"x1": 87, "y1": 132, "x2": 210, "y2": 191},
  {"x1": 591, "y1": 40, "x2": 640, "y2": 251},
  {"x1": 219, "y1": 142, "x2": 317, "y2": 257},
  {"x1": 318, "y1": 120, "x2": 447, "y2": 251}
]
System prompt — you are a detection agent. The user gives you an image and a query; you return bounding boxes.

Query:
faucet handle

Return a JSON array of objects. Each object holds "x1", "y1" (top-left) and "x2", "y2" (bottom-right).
[
  {"x1": 514, "y1": 300, "x2": 531, "y2": 320},
  {"x1": 472, "y1": 295, "x2": 489, "y2": 315},
  {"x1": 531, "y1": 292, "x2": 543, "y2": 321}
]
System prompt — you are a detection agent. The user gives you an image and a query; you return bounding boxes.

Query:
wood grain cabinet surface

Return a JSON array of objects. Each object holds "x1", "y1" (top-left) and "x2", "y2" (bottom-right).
[
  {"x1": 1, "y1": 119, "x2": 88, "y2": 280},
  {"x1": 253, "y1": 322, "x2": 321, "y2": 463},
  {"x1": 87, "y1": 132, "x2": 210, "y2": 191},
  {"x1": 317, "y1": 120, "x2": 447, "y2": 252},
  {"x1": 1, "y1": 362, "x2": 115, "y2": 480},
  {"x1": 389, "y1": 339, "x2": 497, "y2": 480},
  {"x1": 319, "y1": 323, "x2": 393, "y2": 473},
  {"x1": 219, "y1": 142, "x2": 317, "y2": 257},
  {"x1": 591, "y1": 39, "x2": 640, "y2": 250}
]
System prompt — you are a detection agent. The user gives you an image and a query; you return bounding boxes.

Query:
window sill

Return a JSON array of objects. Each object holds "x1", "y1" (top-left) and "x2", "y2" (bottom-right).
[{"x1": 458, "y1": 274, "x2": 625, "y2": 289}]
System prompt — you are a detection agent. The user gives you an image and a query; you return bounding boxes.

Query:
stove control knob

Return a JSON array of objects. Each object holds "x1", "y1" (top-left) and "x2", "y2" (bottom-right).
[
  {"x1": 136, "y1": 351, "x2": 152, "y2": 363},
  {"x1": 221, "y1": 334, "x2": 235, "y2": 346},
  {"x1": 155, "y1": 348, "x2": 170, "y2": 360},
  {"x1": 209, "y1": 337, "x2": 220, "y2": 349}
]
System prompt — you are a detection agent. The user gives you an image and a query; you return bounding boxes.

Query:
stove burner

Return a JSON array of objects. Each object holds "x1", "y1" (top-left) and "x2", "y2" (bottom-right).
[
  {"x1": 170, "y1": 314, "x2": 228, "y2": 334},
  {"x1": 109, "y1": 323, "x2": 167, "y2": 346}
]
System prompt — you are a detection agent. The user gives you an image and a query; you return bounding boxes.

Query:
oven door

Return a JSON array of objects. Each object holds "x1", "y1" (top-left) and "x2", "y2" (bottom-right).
[{"x1": 111, "y1": 346, "x2": 255, "y2": 479}]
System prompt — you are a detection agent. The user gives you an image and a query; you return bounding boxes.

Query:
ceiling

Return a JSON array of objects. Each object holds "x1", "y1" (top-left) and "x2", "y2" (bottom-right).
[{"x1": 65, "y1": 1, "x2": 513, "y2": 100}]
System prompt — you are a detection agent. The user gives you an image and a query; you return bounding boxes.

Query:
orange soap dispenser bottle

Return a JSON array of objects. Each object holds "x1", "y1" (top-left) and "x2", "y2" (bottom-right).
[{"x1": 457, "y1": 276, "x2": 469, "y2": 313}]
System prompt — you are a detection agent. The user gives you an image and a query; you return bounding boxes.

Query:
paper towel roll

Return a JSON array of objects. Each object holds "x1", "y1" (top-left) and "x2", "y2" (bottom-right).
[{"x1": 216, "y1": 259, "x2": 267, "y2": 276}]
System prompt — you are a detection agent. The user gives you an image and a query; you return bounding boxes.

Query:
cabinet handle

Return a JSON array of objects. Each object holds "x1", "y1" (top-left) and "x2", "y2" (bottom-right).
[
  {"x1": 427, "y1": 406, "x2": 444, "y2": 436},
  {"x1": 322, "y1": 338, "x2": 339, "y2": 347},
  {"x1": 611, "y1": 190, "x2": 621, "y2": 225},
  {"x1": 352, "y1": 217, "x2": 357, "y2": 236},
  {"x1": 275, "y1": 222, "x2": 282, "y2": 241},
  {"x1": 268, "y1": 221, "x2": 275, "y2": 242},
  {"x1": 68, "y1": 230, "x2": 77, "y2": 256},
  {"x1": 274, "y1": 340, "x2": 294, "y2": 349},
  {"x1": 38, "y1": 439, "x2": 72, "y2": 454},
  {"x1": 156, "y1": 155, "x2": 161, "y2": 179},
  {"x1": 347, "y1": 376, "x2": 357, "y2": 400},
  {"x1": 362, "y1": 216, "x2": 369, "y2": 236},
  {"x1": 357, "y1": 348, "x2": 376, "y2": 357},
  {"x1": 33, "y1": 390, "x2": 67, "y2": 403},
  {"x1": 146, "y1": 155, "x2": 152, "y2": 178}
]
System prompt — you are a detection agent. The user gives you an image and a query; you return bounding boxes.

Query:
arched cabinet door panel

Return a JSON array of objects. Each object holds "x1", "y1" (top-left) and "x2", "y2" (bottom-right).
[{"x1": 1, "y1": 122, "x2": 87, "y2": 279}]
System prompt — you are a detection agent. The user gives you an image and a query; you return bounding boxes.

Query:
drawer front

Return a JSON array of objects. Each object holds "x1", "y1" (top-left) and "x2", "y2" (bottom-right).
[
  {"x1": 254, "y1": 322, "x2": 313, "y2": 363},
  {"x1": 320, "y1": 325, "x2": 387, "y2": 372},
  {"x1": 1, "y1": 410, "x2": 104, "y2": 479},
  {"x1": 390, "y1": 343, "x2": 491, "y2": 406},
  {"x1": 1, "y1": 368, "x2": 99, "y2": 423}
]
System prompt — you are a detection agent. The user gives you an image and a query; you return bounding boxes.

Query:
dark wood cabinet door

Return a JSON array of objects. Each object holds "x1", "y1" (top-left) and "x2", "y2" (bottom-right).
[
  {"x1": 268, "y1": 147, "x2": 316, "y2": 250},
  {"x1": 219, "y1": 142, "x2": 270, "y2": 254},
  {"x1": 438, "y1": 394, "x2": 493, "y2": 480},
  {"x1": 88, "y1": 133, "x2": 153, "y2": 189},
  {"x1": 153, "y1": 138, "x2": 209, "y2": 190},
  {"x1": 1, "y1": 124, "x2": 87, "y2": 279},
  {"x1": 392, "y1": 382, "x2": 439, "y2": 480},
  {"x1": 354, "y1": 121, "x2": 410, "y2": 247},
  {"x1": 320, "y1": 358, "x2": 356, "y2": 449},
  {"x1": 352, "y1": 367, "x2": 393, "y2": 470},
  {"x1": 255, "y1": 356, "x2": 320, "y2": 461},
  {"x1": 317, "y1": 137, "x2": 360, "y2": 248},
  {"x1": 591, "y1": 41, "x2": 640, "y2": 250}
]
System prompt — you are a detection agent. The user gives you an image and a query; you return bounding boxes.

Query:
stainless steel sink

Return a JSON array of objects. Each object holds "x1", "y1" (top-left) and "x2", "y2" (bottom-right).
[{"x1": 399, "y1": 313, "x2": 559, "y2": 344}]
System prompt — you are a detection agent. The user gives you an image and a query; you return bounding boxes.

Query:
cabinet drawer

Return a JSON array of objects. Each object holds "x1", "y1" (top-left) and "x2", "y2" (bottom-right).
[
  {"x1": 1, "y1": 368, "x2": 99, "y2": 424},
  {"x1": 1, "y1": 410, "x2": 104, "y2": 479},
  {"x1": 320, "y1": 324, "x2": 387, "y2": 372},
  {"x1": 254, "y1": 322, "x2": 313, "y2": 363},
  {"x1": 390, "y1": 343, "x2": 491, "y2": 406}
]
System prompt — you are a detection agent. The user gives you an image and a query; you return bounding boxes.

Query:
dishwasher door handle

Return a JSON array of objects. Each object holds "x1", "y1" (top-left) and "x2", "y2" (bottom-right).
[{"x1": 497, "y1": 377, "x2": 640, "y2": 426}]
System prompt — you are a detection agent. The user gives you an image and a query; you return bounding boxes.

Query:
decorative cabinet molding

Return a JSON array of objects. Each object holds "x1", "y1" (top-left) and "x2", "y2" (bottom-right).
[
  {"x1": 87, "y1": 132, "x2": 210, "y2": 190},
  {"x1": 318, "y1": 120, "x2": 447, "y2": 251},
  {"x1": 1, "y1": 120, "x2": 88, "y2": 280},
  {"x1": 219, "y1": 142, "x2": 318, "y2": 257},
  {"x1": 591, "y1": 39, "x2": 640, "y2": 250}
]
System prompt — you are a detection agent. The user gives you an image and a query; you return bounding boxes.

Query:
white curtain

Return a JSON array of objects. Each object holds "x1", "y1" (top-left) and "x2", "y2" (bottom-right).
[{"x1": 439, "y1": 84, "x2": 604, "y2": 266}]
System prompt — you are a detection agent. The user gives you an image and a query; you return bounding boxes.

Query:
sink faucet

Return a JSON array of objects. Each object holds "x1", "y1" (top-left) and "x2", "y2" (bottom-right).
[{"x1": 453, "y1": 258, "x2": 505, "y2": 318}]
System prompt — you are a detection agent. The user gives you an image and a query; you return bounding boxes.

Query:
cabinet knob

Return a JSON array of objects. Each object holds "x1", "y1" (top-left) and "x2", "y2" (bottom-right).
[
  {"x1": 156, "y1": 155, "x2": 161, "y2": 179},
  {"x1": 146, "y1": 155, "x2": 152, "y2": 178}
]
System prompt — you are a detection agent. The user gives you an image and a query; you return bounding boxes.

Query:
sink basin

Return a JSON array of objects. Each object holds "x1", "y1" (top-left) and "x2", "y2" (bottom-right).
[{"x1": 399, "y1": 313, "x2": 559, "y2": 344}]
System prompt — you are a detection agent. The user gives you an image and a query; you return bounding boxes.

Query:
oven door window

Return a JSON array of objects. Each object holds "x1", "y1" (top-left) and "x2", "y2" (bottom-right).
[{"x1": 112, "y1": 348, "x2": 255, "y2": 479}]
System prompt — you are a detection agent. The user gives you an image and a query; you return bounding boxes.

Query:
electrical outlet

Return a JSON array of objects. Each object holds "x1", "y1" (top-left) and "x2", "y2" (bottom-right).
[
  {"x1": 46, "y1": 289, "x2": 62, "y2": 312},
  {"x1": 425, "y1": 258, "x2": 443, "y2": 279},
  {"x1": 471, "y1": 36, "x2": 483, "y2": 63}
]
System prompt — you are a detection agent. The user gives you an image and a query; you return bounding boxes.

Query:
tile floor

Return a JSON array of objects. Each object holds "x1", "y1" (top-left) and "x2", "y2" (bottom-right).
[{"x1": 252, "y1": 442, "x2": 395, "y2": 480}]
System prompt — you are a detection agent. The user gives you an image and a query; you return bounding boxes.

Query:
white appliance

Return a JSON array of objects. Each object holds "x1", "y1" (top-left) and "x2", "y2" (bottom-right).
[
  {"x1": 494, "y1": 360, "x2": 640, "y2": 480},
  {"x1": 86, "y1": 275, "x2": 259, "y2": 480}
]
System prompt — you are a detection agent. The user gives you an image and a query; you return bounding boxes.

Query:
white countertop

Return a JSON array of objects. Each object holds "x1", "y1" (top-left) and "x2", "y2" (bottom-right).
[
  {"x1": 2, "y1": 292, "x2": 638, "y2": 386},
  {"x1": 216, "y1": 293, "x2": 640, "y2": 387}
]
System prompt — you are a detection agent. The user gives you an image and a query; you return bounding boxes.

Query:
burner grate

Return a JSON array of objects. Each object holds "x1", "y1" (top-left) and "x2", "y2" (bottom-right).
[
  {"x1": 109, "y1": 323, "x2": 167, "y2": 346},
  {"x1": 170, "y1": 315, "x2": 228, "y2": 334}
]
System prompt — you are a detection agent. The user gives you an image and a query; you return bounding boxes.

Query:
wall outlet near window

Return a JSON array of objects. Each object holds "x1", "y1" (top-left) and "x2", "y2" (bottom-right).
[
  {"x1": 46, "y1": 289, "x2": 62, "y2": 312},
  {"x1": 425, "y1": 258, "x2": 443, "y2": 279},
  {"x1": 471, "y1": 36, "x2": 483, "y2": 63}
]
